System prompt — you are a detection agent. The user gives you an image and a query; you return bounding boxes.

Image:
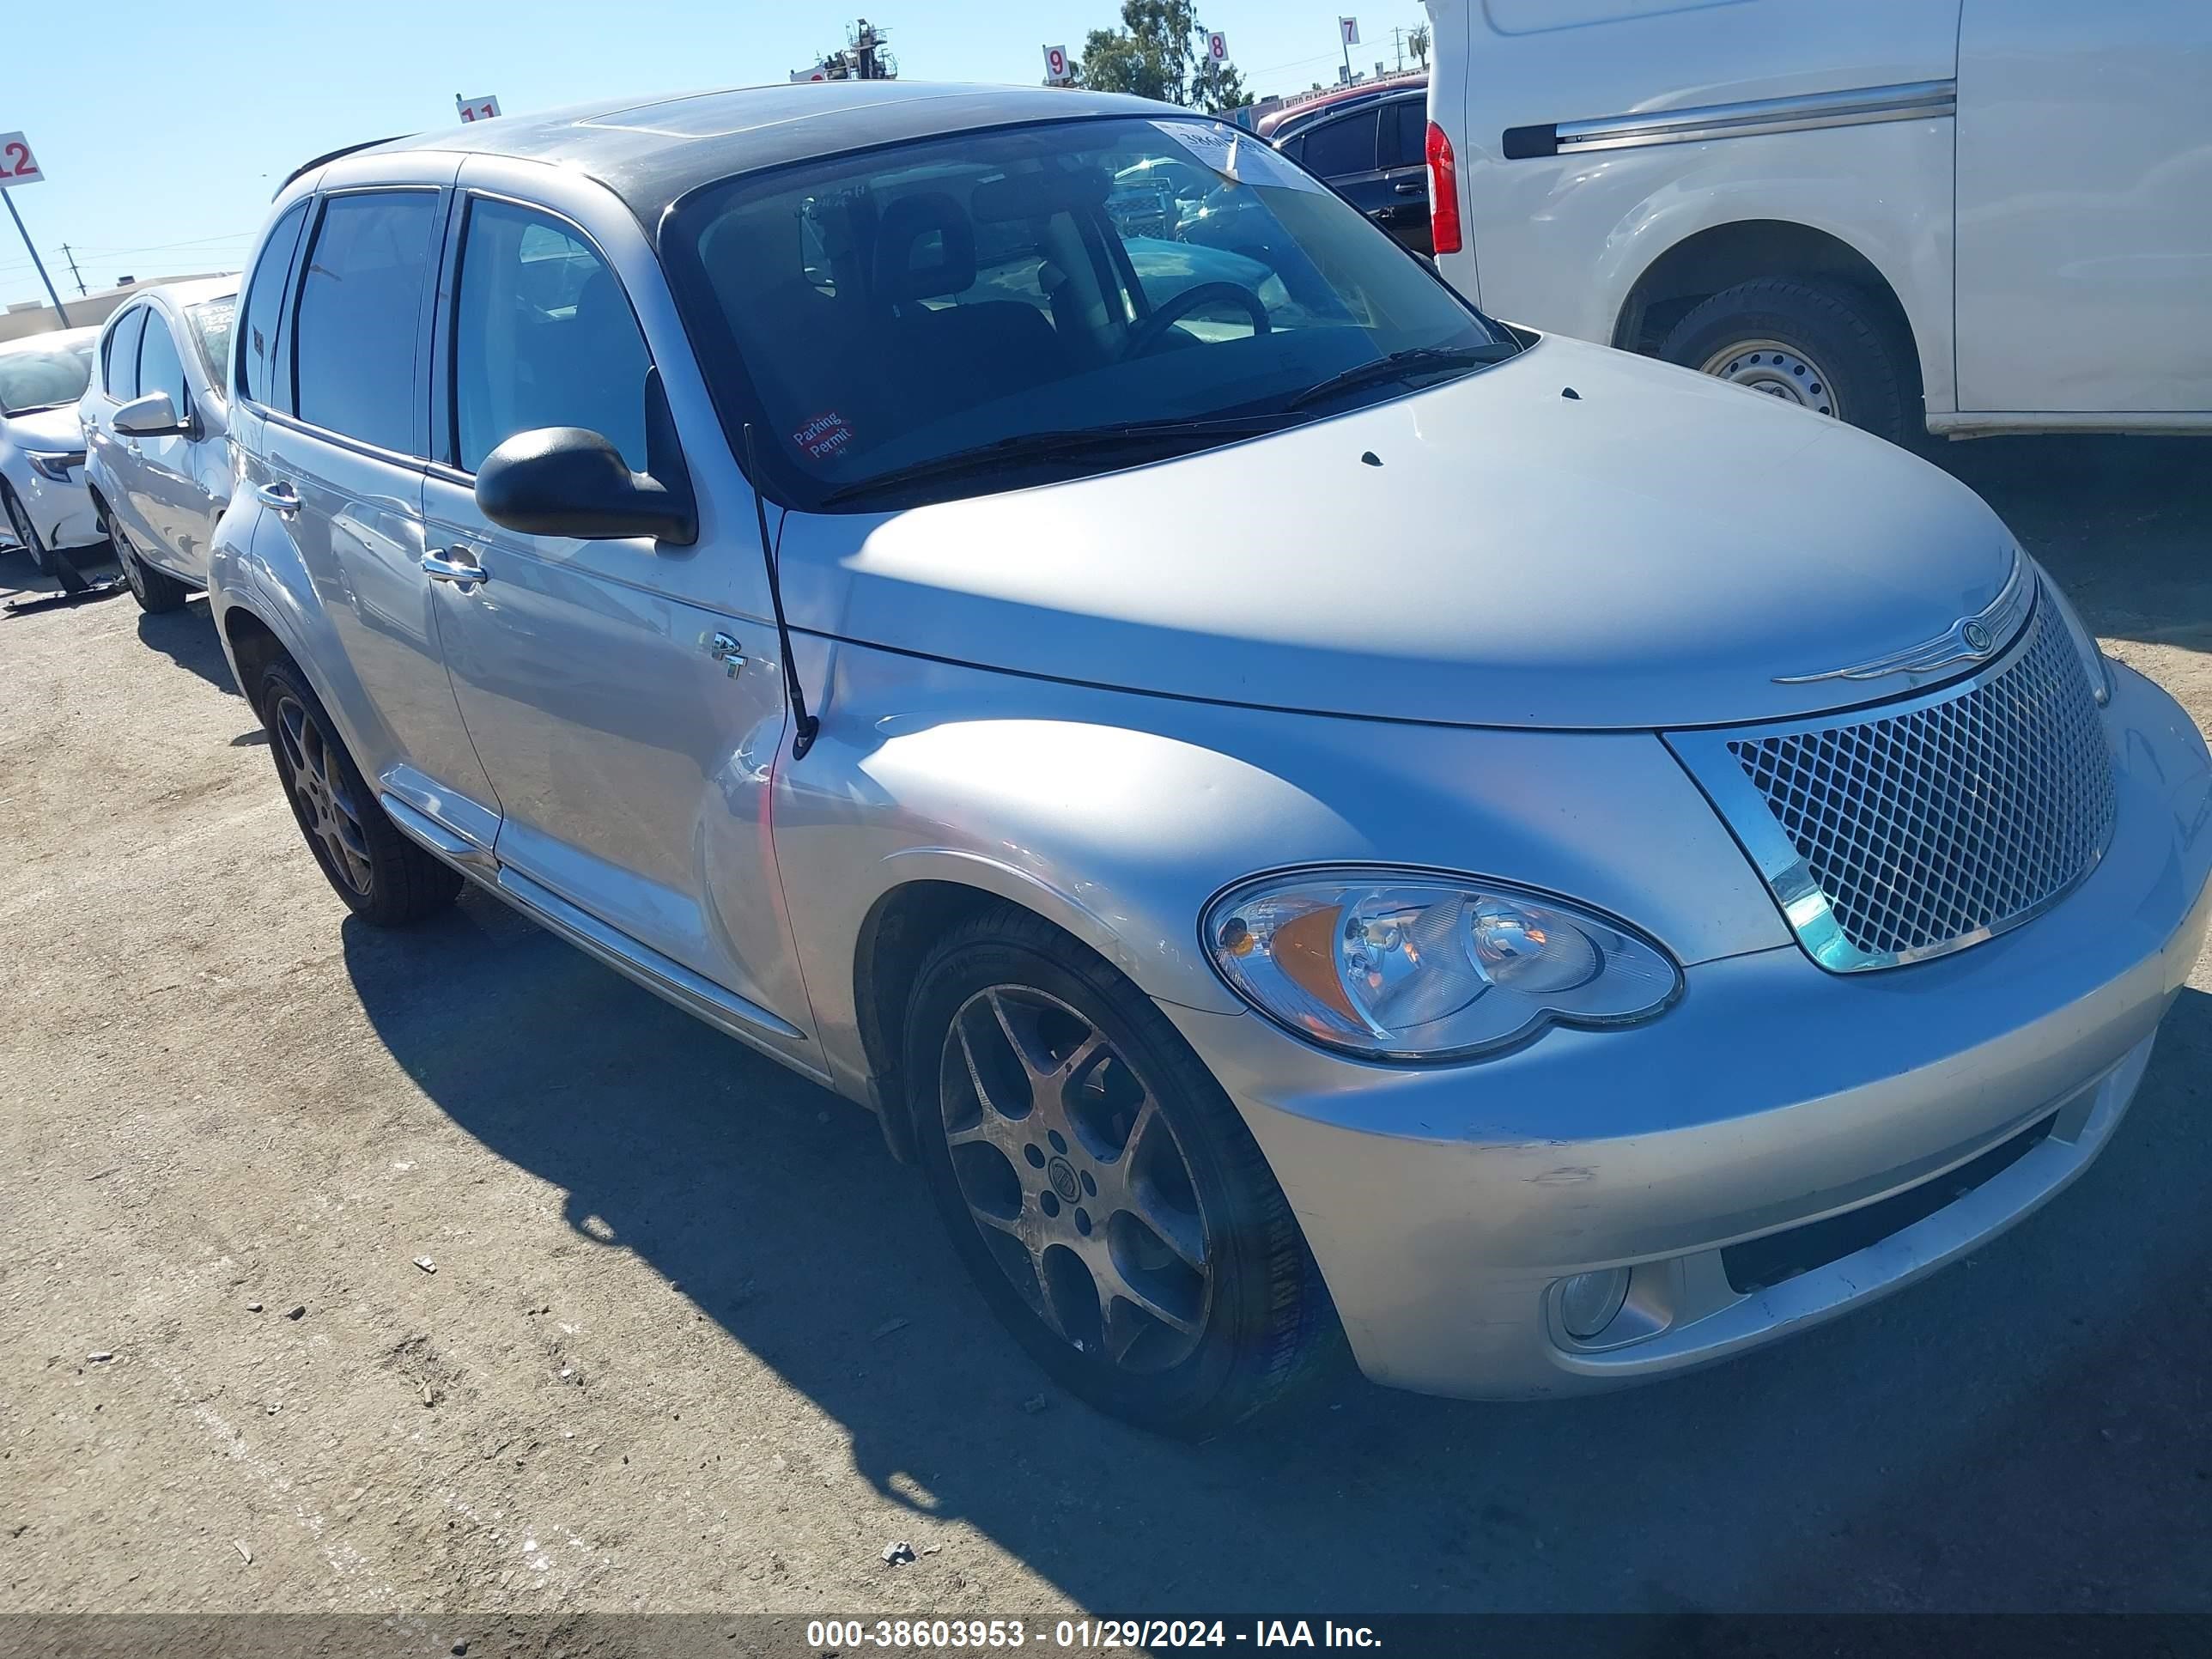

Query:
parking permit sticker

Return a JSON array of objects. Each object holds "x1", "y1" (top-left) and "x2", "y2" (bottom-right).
[
  {"x1": 793, "y1": 410, "x2": 855, "y2": 461},
  {"x1": 1150, "y1": 119, "x2": 1325, "y2": 193}
]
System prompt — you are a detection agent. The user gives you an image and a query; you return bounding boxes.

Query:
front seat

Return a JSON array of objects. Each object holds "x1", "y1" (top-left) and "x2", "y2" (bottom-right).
[{"x1": 870, "y1": 192, "x2": 1060, "y2": 421}]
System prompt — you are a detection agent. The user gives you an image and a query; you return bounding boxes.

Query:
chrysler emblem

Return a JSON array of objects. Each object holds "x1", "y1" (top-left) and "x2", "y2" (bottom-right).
[{"x1": 1776, "y1": 551, "x2": 2027, "y2": 685}]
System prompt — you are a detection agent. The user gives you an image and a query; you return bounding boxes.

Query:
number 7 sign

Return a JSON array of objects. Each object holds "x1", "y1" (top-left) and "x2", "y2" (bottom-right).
[
  {"x1": 0, "y1": 132, "x2": 45, "y2": 190},
  {"x1": 1338, "y1": 16, "x2": 1361, "y2": 47}
]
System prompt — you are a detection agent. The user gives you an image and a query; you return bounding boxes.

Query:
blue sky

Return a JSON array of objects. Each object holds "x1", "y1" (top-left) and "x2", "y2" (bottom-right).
[{"x1": 0, "y1": 0, "x2": 1429, "y2": 310}]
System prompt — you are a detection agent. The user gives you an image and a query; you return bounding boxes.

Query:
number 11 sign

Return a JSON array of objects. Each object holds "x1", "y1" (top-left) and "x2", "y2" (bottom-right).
[{"x1": 457, "y1": 94, "x2": 501, "y2": 124}]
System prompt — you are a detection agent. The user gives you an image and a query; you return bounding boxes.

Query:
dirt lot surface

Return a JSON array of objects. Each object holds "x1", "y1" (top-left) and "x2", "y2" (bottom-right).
[{"x1": 3, "y1": 437, "x2": 2209, "y2": 1632}]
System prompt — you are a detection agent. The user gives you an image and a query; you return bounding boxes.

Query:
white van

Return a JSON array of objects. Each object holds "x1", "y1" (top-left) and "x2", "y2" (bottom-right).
[{"x1": 1422, "y1": 0, "x2": 2211, "y2": 443}]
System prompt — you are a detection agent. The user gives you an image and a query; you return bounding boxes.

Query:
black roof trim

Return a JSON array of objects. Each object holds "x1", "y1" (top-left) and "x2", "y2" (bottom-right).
[{"x1": 273, "y1": 136, "x2": 413, "y2": 199}]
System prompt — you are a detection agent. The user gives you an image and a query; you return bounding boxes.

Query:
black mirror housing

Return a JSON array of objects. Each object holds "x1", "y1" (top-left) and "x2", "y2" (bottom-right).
[{"x1": 474, "y1": 426, "x2": 697, "y2": 544}]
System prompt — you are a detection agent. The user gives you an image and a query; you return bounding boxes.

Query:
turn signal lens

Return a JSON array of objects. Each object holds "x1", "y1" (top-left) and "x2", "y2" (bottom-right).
[{"x1": 1204, "y1": 869, "x2": 1679, "y2": 1062}]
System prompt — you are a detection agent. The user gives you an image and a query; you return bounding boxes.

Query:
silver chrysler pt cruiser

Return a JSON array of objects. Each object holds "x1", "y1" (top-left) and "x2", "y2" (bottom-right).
[{"x1": 207, "y1": 82, "x2": 2212, "y2": 1432}]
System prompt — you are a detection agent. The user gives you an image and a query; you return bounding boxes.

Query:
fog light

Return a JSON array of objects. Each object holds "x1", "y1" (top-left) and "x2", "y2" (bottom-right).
[{"x1": 1558, "y1": 1268, "x2": 1630, "y2": 1340}]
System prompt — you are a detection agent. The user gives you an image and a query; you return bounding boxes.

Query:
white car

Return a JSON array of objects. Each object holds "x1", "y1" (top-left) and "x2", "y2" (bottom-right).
[
  {"x1": 1421, "y1": 0, "x2": 2210, "y2": 444},
  {"x1": 79, "y1": 277, "x2": 239, "y2": 612},
  {"x1": 0, "y1": 327, "x2": 102, "y2": 575}
]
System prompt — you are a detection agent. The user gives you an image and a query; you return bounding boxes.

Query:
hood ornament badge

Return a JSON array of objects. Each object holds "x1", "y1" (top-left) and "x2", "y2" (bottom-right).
[{"x1": 1775, "y1": 550, "x2": 2029, "y2": 685}]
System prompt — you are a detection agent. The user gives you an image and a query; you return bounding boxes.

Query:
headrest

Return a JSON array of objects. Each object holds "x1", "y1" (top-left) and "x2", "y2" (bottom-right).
[{"x1": 872, "y1": 192, "x2": 976, "y2": 302}]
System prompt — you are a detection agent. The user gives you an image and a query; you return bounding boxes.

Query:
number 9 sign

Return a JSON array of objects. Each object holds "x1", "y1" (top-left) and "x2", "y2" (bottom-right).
[
  {"x1": 0, "y1": 132, "x2": 45, "y2": 190},
  {"x1": 1042, "y1": 44, "x2": 1072, "y2": 86}
]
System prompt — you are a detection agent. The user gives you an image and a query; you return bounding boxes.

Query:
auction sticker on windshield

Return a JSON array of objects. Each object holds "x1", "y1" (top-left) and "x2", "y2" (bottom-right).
[{"x1": 1150, "y1": 120, "x2": 1323, "y2": 193}]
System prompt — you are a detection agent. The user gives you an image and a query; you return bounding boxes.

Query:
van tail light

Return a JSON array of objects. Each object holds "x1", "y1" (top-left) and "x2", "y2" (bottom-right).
[{"x1": 1425, "y1": 119, "x2": 1463, "y2": 255}]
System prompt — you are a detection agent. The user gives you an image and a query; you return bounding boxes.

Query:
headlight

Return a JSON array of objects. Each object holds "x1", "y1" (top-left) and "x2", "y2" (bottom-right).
[
  {"x1": 2037, "y1": 565, "x2": 2112, "y2": 708},
  {"x1": 27, "y1": 449, "x2": 84, "y2": 483},
  {"x1": 1203, "y1": 868, "x2": 1680, "y2": 1062}
]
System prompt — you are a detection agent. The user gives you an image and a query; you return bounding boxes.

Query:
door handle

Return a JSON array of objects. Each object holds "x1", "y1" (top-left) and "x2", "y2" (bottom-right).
[
  {"x1": 706, "y1": 630, "x2": 747, "y2": 677},
  {"x1": 253, "y1": 480, "x2": 299, "y2": 515},
  {"x1": 1394, "y1": 180, "x2": 1425, "y2": 195},
  {"x1": 422, "y1": 547, "x2": 489, "y2": 589}
]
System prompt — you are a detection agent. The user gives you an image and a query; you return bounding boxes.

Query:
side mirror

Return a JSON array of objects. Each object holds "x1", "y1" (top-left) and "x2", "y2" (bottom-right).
[
  {"x1": 113, "y1": 389, "x2": 190, "y2": 438},
  {"x1": 474, "y1": 428, "x2": 697, "y2": 544}
]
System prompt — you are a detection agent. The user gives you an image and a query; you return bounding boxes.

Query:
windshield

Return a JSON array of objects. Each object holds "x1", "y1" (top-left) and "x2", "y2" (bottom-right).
[
  {"x1": 664, "y1": 115, "x2": 1515, "y2": 508},
  {"x1": 187, "y1": 298, "x2": 236, "y2": 395},
  {"x1": 0, "y1": 339, "x2": 94, "y2": 417}
]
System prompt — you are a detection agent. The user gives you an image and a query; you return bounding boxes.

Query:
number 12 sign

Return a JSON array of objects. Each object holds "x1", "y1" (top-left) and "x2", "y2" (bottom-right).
[
  {"x1": 457, "y1": 95, "x2": 501, "y2": 124},
  {"x1": 0, "y1": 132, "x2": 45, "y2": 190}
]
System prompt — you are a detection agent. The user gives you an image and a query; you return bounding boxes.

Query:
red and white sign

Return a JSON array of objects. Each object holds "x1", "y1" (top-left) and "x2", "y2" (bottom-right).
[
  {"x1": 0, "y1": 131, "x2": 45, "y2": 190},
  {"x1": 790, "y1": 67, "x2": 830, "y2": 82},
  {"x1": 456, "y1": 94, "x2": 501, "y2": 124},
  {"x1": 1207, "y1": 31, "x2": 1230, "y2": 63},
  {"x1": 1042, "y1": 44, "x2": 1073, "y2": 85},
  {"x1": 1338, "y1": 16, "x2": 1361, "y2": 46}
]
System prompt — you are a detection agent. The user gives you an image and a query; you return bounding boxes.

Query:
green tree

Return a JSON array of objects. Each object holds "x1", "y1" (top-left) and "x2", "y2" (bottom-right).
[{"x1": 1072, "y1": 1, "x2": 1247, "y2": 112}]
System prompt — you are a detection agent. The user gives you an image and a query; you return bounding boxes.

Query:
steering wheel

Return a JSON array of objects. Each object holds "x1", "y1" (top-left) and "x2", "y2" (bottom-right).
[{"x1": 1124, "y1": 283, "x2": 1271, "y2": 356}]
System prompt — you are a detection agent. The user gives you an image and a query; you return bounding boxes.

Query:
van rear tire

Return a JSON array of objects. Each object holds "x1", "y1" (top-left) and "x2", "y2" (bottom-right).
[{"x1": 1659, "y1": 278, "x2": 1919, "y2": 448}]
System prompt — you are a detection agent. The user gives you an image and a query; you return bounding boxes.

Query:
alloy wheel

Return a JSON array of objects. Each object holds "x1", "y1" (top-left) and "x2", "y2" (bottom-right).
[
  {"x1": 939, "y1": 985, "x2": 1214, "y2": 1372},
  {"x1": 1701, "y1": 337, "x2": 1838, "y2": 418},
  {"x1": 270, "y1": 691, "x2": 374, "y2": 896}
]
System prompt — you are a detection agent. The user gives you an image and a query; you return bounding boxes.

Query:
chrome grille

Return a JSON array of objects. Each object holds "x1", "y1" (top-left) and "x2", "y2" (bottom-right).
[{"x1": 1674, "y1": 599, "x2": 2114, "y2": 972}]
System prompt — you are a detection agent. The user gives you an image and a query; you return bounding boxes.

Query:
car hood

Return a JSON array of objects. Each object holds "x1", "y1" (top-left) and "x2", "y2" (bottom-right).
[
  {"x1": 3, "y1": 405, "x2": 88, "y2": 451},
  {"x1": 776, "y1": 335, "x2": 2020, "y2": 731}
]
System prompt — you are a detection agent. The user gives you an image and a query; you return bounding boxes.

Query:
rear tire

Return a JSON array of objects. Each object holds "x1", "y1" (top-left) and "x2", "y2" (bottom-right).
[
  {"x1": 905, "y1": 902, "x2": 1340, "y2": 1435},
  {"x1": 113, "y1": 523, "x2": 190, "y2": 614},
  {"x1": 1659, "y1": 277, "x2": 1919, "y2": 447},
  {"x1": 3, "y1": 484, "x2": 52, "y2": 576},
  {"x1": 255, "y1": 656, "x2": 463, "y2": 927}
]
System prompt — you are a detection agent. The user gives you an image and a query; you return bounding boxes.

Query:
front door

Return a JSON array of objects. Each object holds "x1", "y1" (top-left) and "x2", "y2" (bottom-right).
[
  {"x1": 1370, "y1": 96, "x2": 1434, "y2": 256},
  {"x1": 419, "y1": 191, "x2": 810, "y2": 1049},
  {"x1": 1954, "y1": 0, "x2": 2212, "y2": 414},
  {"x1": 126, "y1": 307, "x2": 218, "y2": 579}
]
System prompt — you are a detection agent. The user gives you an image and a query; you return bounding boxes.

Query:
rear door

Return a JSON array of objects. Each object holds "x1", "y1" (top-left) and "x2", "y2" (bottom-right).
[
  {"x1": 1371, "y1": 95, "x2": 1434, "y2": 254},
  {"x1": 1954, "y1": 0, "x2": 2212, "y2": 413},
  {"x1": 255, "y1": 178, "x2": 502, "y2": 851},
  {"x1": 419, "y1": 182, "x2": 810, "y2": 1052},
  {"x1": 87, "y1": 306, "x2": 149, "y2": 546}
]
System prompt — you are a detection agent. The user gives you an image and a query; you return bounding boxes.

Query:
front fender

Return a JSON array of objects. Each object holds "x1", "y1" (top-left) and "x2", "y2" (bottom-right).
[{"x1": 772, "y1": 641, "x2": 1789, "y2": 1104}]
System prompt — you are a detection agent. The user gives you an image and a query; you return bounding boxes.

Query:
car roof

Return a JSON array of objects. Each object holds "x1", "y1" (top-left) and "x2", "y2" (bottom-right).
[
  {"x1": 344, "y1": 81, "x2": 1183, "y2": 221},
  {"x1": 104, "y1": 276, "x2": 240, "y2": 319}
]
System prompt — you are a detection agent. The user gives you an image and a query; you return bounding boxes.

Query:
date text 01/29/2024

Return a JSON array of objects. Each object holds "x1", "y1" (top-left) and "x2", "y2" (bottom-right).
[{"x1": 803, "y1": 1619, "x2": 1383, "y2": 1649}]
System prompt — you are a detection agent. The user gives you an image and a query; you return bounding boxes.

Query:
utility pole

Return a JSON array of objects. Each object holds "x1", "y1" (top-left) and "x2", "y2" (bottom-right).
[
  {"x1": 1392, "y1": 27, "x2": 1405, "y2": 72},
  {"x1": 59, "y1": 242, "x2": 86, "y2": 297}
]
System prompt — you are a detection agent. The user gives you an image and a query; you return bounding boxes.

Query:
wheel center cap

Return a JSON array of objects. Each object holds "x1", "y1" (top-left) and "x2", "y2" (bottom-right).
[{"x1": 1046, "y1": 1155, "x2": 1081, "y2": 1204}]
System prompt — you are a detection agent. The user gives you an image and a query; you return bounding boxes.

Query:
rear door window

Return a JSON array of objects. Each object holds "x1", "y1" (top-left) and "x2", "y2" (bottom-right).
[
  {"x1": 105, "y1": 307, "x2": 147, "y2": 402},
  {"x1": 1380, "y1": 100, "x2": 1427, "y2": 171},
  {"x1": 449, "y1": 198, "x2": 652, "y2": 473},
  {"x1": 1300, "y1": 110, "x2": 1380, "y2": 179},
  {"x1": 239, "y1": 200, "x2": 310, "y2": 407},
  {"x1": 293, "y1": 190, "x2": 441, "y2": 453}
]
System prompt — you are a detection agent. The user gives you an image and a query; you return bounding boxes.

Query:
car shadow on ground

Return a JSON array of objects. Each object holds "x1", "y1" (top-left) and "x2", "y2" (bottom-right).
[
  {"x1": 1929, "y1": 435, "x2": 2210, "y2": 655},
  {"x1": 134, "y1": 601, "x2": 239, "y2": 698},
  {"x1": 341, "y1": 889, "x2": 2212, "y2": 1613}
]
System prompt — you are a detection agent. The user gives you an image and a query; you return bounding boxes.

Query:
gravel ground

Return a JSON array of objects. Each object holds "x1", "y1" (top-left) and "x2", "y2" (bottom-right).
[{"x1": 2, "y1": 436, "x2": 2207, "y2": 1628}]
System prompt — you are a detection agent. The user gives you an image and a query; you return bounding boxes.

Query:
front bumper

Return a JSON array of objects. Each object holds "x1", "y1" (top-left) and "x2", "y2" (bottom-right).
[
  {"x1": 15, "y1": 466, "x2": 101, "y2": 551},
  {"x1": 1166, "y1": 661, "x2": 2212, "y2": 1400}
]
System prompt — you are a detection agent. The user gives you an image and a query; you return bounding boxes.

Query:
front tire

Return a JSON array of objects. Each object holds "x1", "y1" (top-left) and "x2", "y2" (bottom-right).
[
  {"x1": 1659, "y1": 277, "x2": 1919, "y2": 447},
  {"x1": 905, "y1": 904, "x2": 1339, "y2": 1434},
  {"x1": 256, "y1": 657, "x2": 463, "y2": 927},
  {"x1": 3, "y1": 484, "x2": 52, "y2": 576},
  {"x1": 113, "y1": 523, "x2": 190, "y2": 614}
]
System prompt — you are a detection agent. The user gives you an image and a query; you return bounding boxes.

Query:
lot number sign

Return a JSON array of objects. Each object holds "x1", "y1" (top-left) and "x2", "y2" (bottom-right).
[{"x1": 0, "y1": 132, "x2": 44, "y2": 189}]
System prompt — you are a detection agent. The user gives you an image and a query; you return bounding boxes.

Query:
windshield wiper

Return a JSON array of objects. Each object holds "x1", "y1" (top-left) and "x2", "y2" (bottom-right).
[
  {"x1": 1282, "y1": 343, "x2": 1516, "y2": 412},
  {"x1": 817, "y1": 413, "x2": 1303, "y2": 506}
]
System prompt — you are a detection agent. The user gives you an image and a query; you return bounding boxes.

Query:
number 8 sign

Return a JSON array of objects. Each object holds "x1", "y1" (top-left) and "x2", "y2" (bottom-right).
[
  {"x1": 0, "y1": 132, "x2": 45, "y2": 190},
  {"x1": 1042, "y1": 44, "x2": 1072, "y2": 85}
]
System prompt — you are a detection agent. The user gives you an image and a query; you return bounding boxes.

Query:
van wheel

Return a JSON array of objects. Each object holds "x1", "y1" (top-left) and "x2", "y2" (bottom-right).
[
  {"x1": 113, "y1": 524, "x2": 190, "y2": 614},
  {"x1": 904, "y1": 903, "x2": 1340, "y2": 1435},
  {"x1": 3, "y1": 485, "x2": 52, "y2": 575},
  {"x1": 256, "y1": 657, "x2": 463, "y2": 927},
  {"x1": 1660, "y1": 278, "x2": 1918, "y2": 447}
]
